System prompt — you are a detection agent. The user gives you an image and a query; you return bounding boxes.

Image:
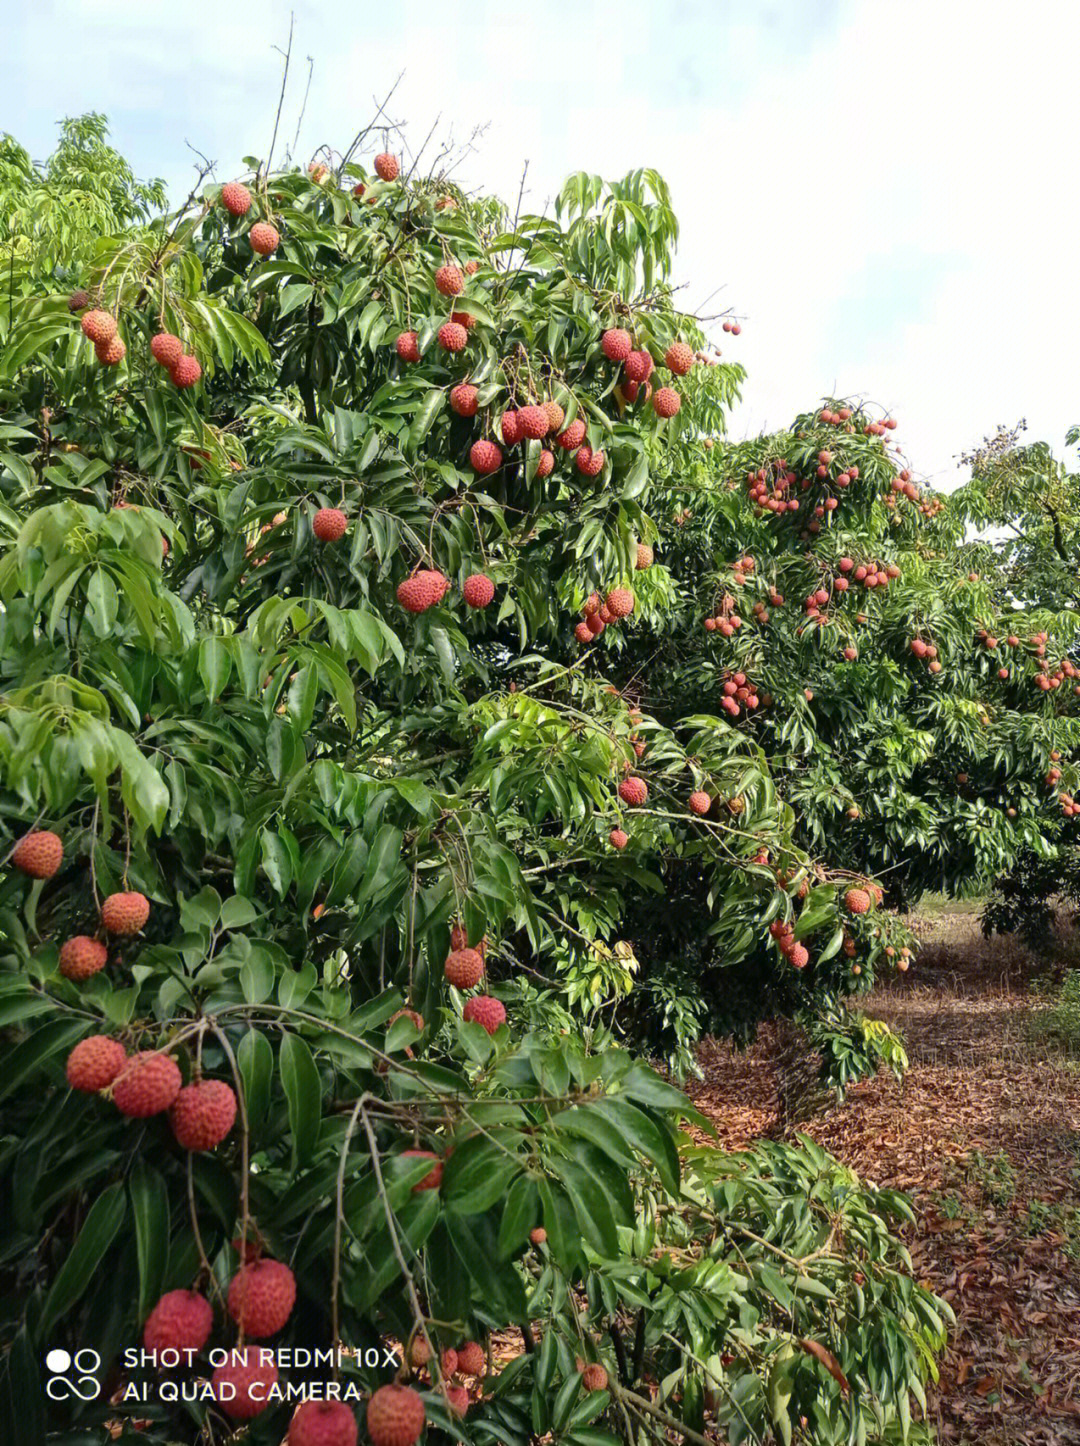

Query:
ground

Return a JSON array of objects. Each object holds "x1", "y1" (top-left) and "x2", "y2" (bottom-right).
[{"x1": 688, "y1": 901, "x2": 1080, "y2": 1445}]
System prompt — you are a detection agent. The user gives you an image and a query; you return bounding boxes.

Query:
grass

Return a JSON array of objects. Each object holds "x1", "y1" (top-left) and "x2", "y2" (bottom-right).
[{"x1": 1029, "y1": 968, "x2": 1080, "y2": 1055}]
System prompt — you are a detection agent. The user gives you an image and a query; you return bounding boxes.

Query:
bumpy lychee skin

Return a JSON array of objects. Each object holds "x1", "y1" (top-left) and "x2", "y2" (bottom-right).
[
  {"x1": 389, "y1": 1007, "x2": 425, "y2": 1035},
  {"x1": 101, "y1": 890, "x2": 150, "y2": 935},
  {"x1": 556, "y1": 418, "x2": 586, "y2": 450},
  {"x1": 462, "y1": 574, "x2": 495, "y2": 609},
  {"x1": 211, "y1": 1347, "x2": 278, "y2": 1420},
  {"x1": 618, "y1": 777, "x2": 648, "y2": 807},
  {"x1": 397, "y1": 570, "x2": 449, "y2": 614},
  {"x1": 543, "y1": 400, "x2": 565, "y2": 432},
  {"x1": 609, "y1": 828, "x2": 628, "y2": 850},
  {"x1": 66, "y1": 1035, "x2": 127, "y2": 1092},
  {"x1": 249, "y1": 222, "x2": 280, "y2": 256},
  {"x1": 169, "y1": 1079, "x2": 238, "y2": 1150},
  {"x1": 68, "y1": 289, "x2": 89, "y2": 312},
  {"x1": 401, "y1": 1149, "x2": 443, "y2": 1190},
  {"x1": 665, "y1": 342, "x2": 695, "y2": 376},
  {"x1": 536, "y1": 449, "x2": 555, "y2": 479},
  {"x1": 11, "y1": 829, "x2": 63, "y2": 879},
  {"x1": 289, "y1": 1399, "x2": 359, "y2": 1446},
  {"x1": 170, "y1": 355, "x2": 202, "y2": 389},
  {"x1": 575, "y1": 446, "x2": 605, "y2": 476},
  {"x1": 445, "y1": 947, "x2": 484, "y2": 989},
  {"x1": 500, "y1": 410, "x2": 522, "y2": 445},
  {"x1": 462, "y1": 995, "x2": 506, "y2": 1035},
  {"x1": 456, "y1": 1341, "x2": 486, "y2": 1377},
  {"x1": 441, "y1": 1347, "x2": 459, "y2": 1376},
  {"x1": 112, "y1": 1051, "x2": 182, "y2": 1117},
  {"x1": 585, "y1": 612, "x2": 604, "y2": 636},
  {"x1": 227, "y1": 1258, "x2": 297, "y2": 1338},
  {"x1": 788, "y1": 943, "x2": 809, "y2": 969},
  {"x1": 517, "y1": 405, "x2": 549, "y2": 440},
  {"x1": 652, "y1": 387, "x2": 681, "y2": 419},
  {"x1": 81, "y1": 309, "x2": 117, "y2": 346},
  {"x1": 624, "y1": 349, "x2": 653, "y2": 383},
  {"x1": 437, "y1": 322, "x2": 468, "y2": 352},
  {"x1": 469, "y1": 439, "x2": 503, "y2": 474},
  {"x1": 601, "y1": 328, "x2": 632, "y2": 362},
  {"x1": 367, "y1": 1383, "x2": 425, "y2": 1446},
  {"x1": 59, "y1": 935, "x2": 108, "y2": 982},
  {"x1": 409, "y1": 1335, "x2": 432, "y2": 1366},
  {"x1": 582, "y1": 1364, "x2": 609, "y2": 1392},
  {"x1": 150, "y1": 332, "x2": 184, "y2": 368},
  {"x1": 635, "y1": 543, "x2": 654, "y2": 570},
  {"x1": 530, "y1": 1226, "x2": 547, "y2": 1244},
  {"x1": 605, "y1": 588, "x2": 635, "y2": 619},
  {"x1": 143, "y1": 1289, "x2": 213, "y2": 1356},
  {"x1": 574, "y1": 621, "x2": 593, "y2": 644},
  {"x1": 844, "y1": 887, "x2": 871, "y2": 915},
  {"x1": 449, "y1": 383, "x2": 478, "y2": 417},
  {"x1": 97, "y1": 335, "x2": 127, "y2": 366},
  {"x1": 396, "y1": 331, "x2": 421, "y2": 363},
  {"x1": 446, "y1": 1386, "x2": 470, "y2": 1418},
  {"x1": 220, "y1": 181, "x2": 253, "y2": 217},
  {"x1": 313, "y1": 507, "x2": 348, "y2": 542},
  {"x1": 688, "y1": 792, "x2": 711, "y2": 816},
  {"x1": 434, "y1": 264, "x2": 464, "y2": 297},
  {"x1": 374, "y1": 153, "x2": 401, "y2": 182}
]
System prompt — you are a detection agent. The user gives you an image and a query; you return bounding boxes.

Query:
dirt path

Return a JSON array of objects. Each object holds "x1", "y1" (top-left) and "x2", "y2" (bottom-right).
[{"x1": 687, "y1": 907, "x2": 1080, "y2": 1445}]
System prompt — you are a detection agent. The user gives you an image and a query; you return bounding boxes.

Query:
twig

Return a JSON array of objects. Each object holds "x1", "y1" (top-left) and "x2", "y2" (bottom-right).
[{"x1": 263, "y1": 12, "x2": 295, "y2": 184}]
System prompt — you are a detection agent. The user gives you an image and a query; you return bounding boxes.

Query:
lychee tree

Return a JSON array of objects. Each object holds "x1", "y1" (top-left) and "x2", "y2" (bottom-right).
[{"x1": 0, "y1": 123, "x2": 946, "y2": 1444}]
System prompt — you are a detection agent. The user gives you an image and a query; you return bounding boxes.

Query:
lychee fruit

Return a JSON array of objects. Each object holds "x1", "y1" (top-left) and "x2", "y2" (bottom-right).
[
  {"x1": 575, "y1": 622, "x2": 593, "y2": 643},
  {"x1": 449, "y1": 383, "x2": 478, "y2": 417},
  {"x1": 170, "y1": 355, "x2": 202, "y2": 389},
  {"x1": 652, "y1": 387, "x2": 681, "y2": 418},
  {"x1": 11, "y1": 829, "x2": 63, "y2": 879},
  {"x1": 665, "y1": 342, "x2": 694, "y2": 375},
  {"x1": 470, "y1": 439, "x2": 502, "y2": 474},
  {"x1": 112, "y1": 1051, "x2": 182, "y2": 1117},
  {"x1": 609, "y1": 829, "x2": 628, "y2": 850},
  {"x1": 543, "y1": 400, "x2": 565, "y2": 432},
  {"x1": 313, "y1": 508, "x2": 348, "y2": 542},
  {"x1": 688, "y1": 792, "x2": 711, "y2": 816},
  {"x1": 397, "y1": 570, "x2": 449, "y2": 614},
  {"x1": 227, "y1": 1258, "x2": 297, "y2": 1338},
  {"x1": 556, "y1": 419, "x2": 586, "y2": 450},
  {"x1": 624, "y1": 350, "x2": 654, "y2": 383},
  {"x1": 582, "y1": 1364, "x2": 608, "y2": 1392},
  {"x1": 150, "y1": 333, "x2": 184, "y2": 368},
  {"x1": 67, "y1": 289, "x2": 89, "y2": 311},
  {"x1": 409, "y1": 1336, "x2": 432, "y2": 1366},
  {"x1": 401, "y1": 1149, "x2": 443, "y2": 1190},
  {"x1": 605, "y1": 588, "x2": 634, "y2": 618},
  {"x1": 101, "y1": 891, "x2": 150, "y2": 935},
  {"x1": 635, "y1": 543, "x2": 654, "y2": 570},
  {"x1": 59, "y1": 935, "x2": 108, "y2": 982},
  {"x1": 366, "y1": 1383, "x2": 425, "y2": 1446},
  {"x1": 249, "y1": 223, "x2": 280, "y2": 256},
  {"x1": 530, "y1": 1227, "x2": 547, "y2": 1244},
  {"x1": 518, "y1": 405, "x2": 549, "y2": 440},
  {"x1": 81, "y1": 310, "x2": 117, "y2": 346},
  {"x1": 788, "y1": 943, "x2": 809, "y2": 969},
  {"x1": 374, "y1": 154, "x2": 401, "y2": 182},
  {"x1": 445, "y1": 1386, "x2": 469, "y2": 1417},
  {"x1": 582, "y1": 593, "x2": 600, "y2": 616},
  {"x1": 396, "y1": 331, "x2": 421, "y2": 363},
  {"x1": 288, "y1": 1399, "x2": 358, "y2": 1446},
  {"x1": 618, "y1": 777, "x2": 648, "y2": 806},
  {"x1": 220, "y1": 182, "x2": 253, "y2": 217},
  {"x1": 445, "y1": 947, "x2": 484, "y2": 989},
  {"x1": 536, "y1": 449, "x2": 555, "y2": 479},
  {"x1": 143, "y1": 1289, "x2": 213, "y2": 1356},
  {"x1": 601, "y1": 328, "x2": 632, "y2": 361},
  {"x1": 169, "y1": 1079, "x2": 238, "y2": 1150},
  {"x1": 435, "y1": 264, "x2": 464, "y2": 296},
  {"x1": 456, "y1": 1341, "x2": 485, "y2": 1376},
  {"x1": 462, "y1": 574, "x2": 495, "y2": 609},
  {"x1": 96, "y1": 335, "x2": 126, "y2": 366},
  {"x1": 462, "y1": 995, "x2": 506, "y2": 1035},
  {"x1": 576, "y1": 446, "x2": 605, "y2": 476},
  {"x1": 66, "y1": 1035, "x2": 127, "y2": 1092},
  {"x1": 501, "y1": 410, "x2": 522, "y2": 445},
  {"x1": 437, "y1": 322, "x2": 468, "y2": 352},
  {"x1": 585, "y1": 612, "x2": 605, "y2": 636},
  {"x1": 211, "y1": 1347, "x2": 278, "y2": 1420},
  {"x1": 844, "y1": 888, "x2": 871, "y2": 915}
]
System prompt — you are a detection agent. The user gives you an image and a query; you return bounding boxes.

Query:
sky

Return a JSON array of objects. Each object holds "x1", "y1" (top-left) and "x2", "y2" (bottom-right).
[{"x1": 6, "y1": 0, "x2": 1080, "y2": 489}]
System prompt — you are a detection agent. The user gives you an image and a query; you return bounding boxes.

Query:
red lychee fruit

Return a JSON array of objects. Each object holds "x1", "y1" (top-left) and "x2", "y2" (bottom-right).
[
  {"x1": 96, "y1": 335, "x2": 126, "y2": 366},
  {"x1": 465, "y1": 259, "x2": 479, "y2": 274},
  {"x1": 367, "y1": 1383, "x2": 425, "y2": 1446},
  {"x1": 437, "y1": 322, "x2": 468, "y2": 352},
  {"x1": 665, "y1": 342, "x2": 694, "y2": 375},
  {"x1": 635, "y1": 543, "x2": 654, "y2": 570},
  {"x1": 396, "y1": 331, "x2": 421, "y2": 362},
  {"x1": 788, "y1": 943, "x2": 809, "y2": 968},
  {"x1": 435, "y1": 264, "x2": 464, "y2": 296},
  {"x1": 582, "y1": 593, "x2": 600, "y2": 616},
  {"x1": 582, "y1": 1364, "x2": 609, "y2": 1392},
  {"x1": 401, "y1": 1149, "x2": 443, "y2": 1190},
  {"x1": 66, "y1": 1035, "x2": 127, "y2": 1092},
  {"x1": 397, "y1": 570, "x2": 449, "y2": 614},
  {"x1": 227, "y1": 1258, "x2": 297, "y2": 1338},
  {"x1": 112, "y1": 1051, "x2": 182, "y2": 1117},
  {"x1": 445, "y1": 947, "x2": 484, "y2": 989},
  {"x1": 462, "y1": 995, "x2": 506, "y2": 1035},
  {"x1": 409, "y1": 1336, "x2": 432, "y2": 1366},
  {"x1": 598, "y1": 604, "x2": 613, "y2": 624},
  {"x1": 530, "y1": 1226, "x2": 547, "y2": 1244},
  {"x1": 470, "y1": 439, "x2": 503, "y2": 474},
  {"x1": 288, "y1": 1399, "x2": 358, "y2": 1446},
  {"x1": 518, "y1": 405, "x2": 549, "y2": 440},
  {"x1": 536, "y1": 448, "x2": 555, "y2": 478},
  {"x1": 844, "y1": 888, "x2": 871, "y2": 914},
  {"x1": 150, "y1": 333, "x2": 184, "y2": 368},
  {"x1": 446, "y1": 1386, "x2": 470, "y2": 1417},
  {"x1": 843, "y1": 647, "x2": 858, "y2": 661},
  {"x1": 652, "y1": 387, "x2": 681, "y2": 418},
  {"x1": 624, "y1": 350, "x2": 653, "y2": 383},
  {"x1": 169, "y1": 1079, "x2": 238, "y2": 1150},
  {"x1": 500, "y1": 410, "x2": 522, "y2": 445},
  {"x1": 456, "y1": 1340, "x2": 485, "y2": 1377},
  {"x1": 101, "y1": 890, "x2": 150, "y2": 935},
  {"x1": 313, "y1": 507, "x2": 348, "y2": 542},
  {"x1": 220, "y1": 182, "x2": 253, "y2": 217},
  {"x1": 170, "y1": 355, "x2": 202, "y2": 389},
  {"x1": 618, "y1": 777, "x2": 648, "y2": 806},
  {"x1": 68, "y1": 289, "x2": 89, "y2": 311},
  {"x1": 585, "y1": 612, "x2": 605, "y2": 636},
  {"x1": 609, "y1": 829, "x2": 628, "y2": 850},
  {"x1": 211, "y1": 1347, "x2": 278, "y2": 1420},
  {"x1": 605, "y1": 588, "x2": 634, "y2": 618},
  {"x1": 11, "y1": 829, "x2": 63, "y2": 879},
  {"x1": 143, "y1": 1289, "x2": 213, "y2": 1356},
  {"x1": 574, "y1": 622, "x2": 593, "y2": 643},
  {"x1": 449, "y1": 383, "x2": 478, "y2": 417},
  {"x1": 249, "y1": 223, "x2": 280, "y2": 256},
  {"x1": 374, "y1": 154, "x2": 400, "y2": 182},
  {"x1": 462, "y1": 574, "x2": 495, "y2": 608},
  {"x1": 81, "y1": 310, "x2": 117, "y2": 346},
  {"x1": 601, "y1": 328, "x2": 632, "y2": 361},
  {"x1": 59, "y1": 935, "x2": 108, "y2": 982},
  {"x1": 576, "y1": 446, "x2": 605, "y2": 476},
  {"x1": 556, "y1": 419, "x2": 586, "y2": 450},
  {"x1": 543, "y1": 400, "x2": 565, "y2": 432},
  {"x1": 688, "y1": 792, "x2": 711, "y2": 816}
]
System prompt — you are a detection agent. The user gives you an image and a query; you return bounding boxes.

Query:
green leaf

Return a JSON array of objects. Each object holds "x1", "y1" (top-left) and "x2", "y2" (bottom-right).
[
  {"x1": 279, "y1": 1032, "x2": 322, "y2": 1169},
  {"x1": 129, "y1": 1165, "x2": 170, "y2": 1321},
  {"x1": 39, "y1": 1183, "x2": 127, "y2": 1336}
]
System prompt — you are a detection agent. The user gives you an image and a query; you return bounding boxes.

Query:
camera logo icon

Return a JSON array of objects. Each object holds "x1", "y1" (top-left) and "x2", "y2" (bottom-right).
[{"x1": 44, "y1": 1348, "x2": 101, "y2": 1401}]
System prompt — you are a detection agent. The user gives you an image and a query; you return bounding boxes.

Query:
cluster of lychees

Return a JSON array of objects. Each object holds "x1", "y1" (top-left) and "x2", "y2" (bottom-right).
[
  {"x1": 573, "y1": 587, "x2": 636, "y2": 646},
  {"x1": 600, "y1": 329, "x2": 690, "y2": 418}
]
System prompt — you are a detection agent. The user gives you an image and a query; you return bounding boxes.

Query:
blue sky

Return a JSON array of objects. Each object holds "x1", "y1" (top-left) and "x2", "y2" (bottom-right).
[{"x1": 6, "y1": 0, "x2": 1079, "y2": 487}]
